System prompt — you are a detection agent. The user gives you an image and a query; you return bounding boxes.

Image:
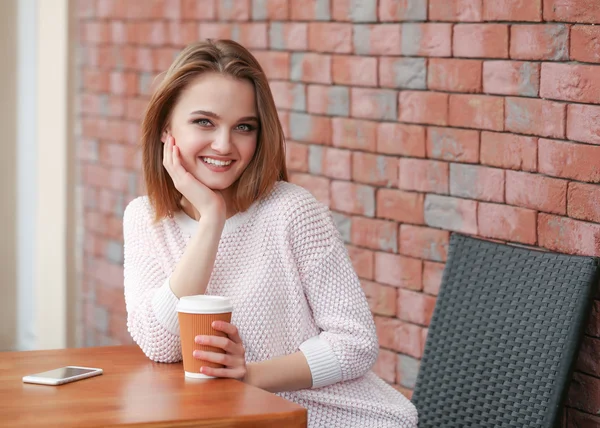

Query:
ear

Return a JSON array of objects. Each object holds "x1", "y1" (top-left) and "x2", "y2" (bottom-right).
[{"x1": 160, "y1": 129, "x2": 170, "y2": 144}]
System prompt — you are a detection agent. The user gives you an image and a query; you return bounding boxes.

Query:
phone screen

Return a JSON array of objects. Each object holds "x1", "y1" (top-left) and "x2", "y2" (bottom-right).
[{"x1": 33, "y1": 367, "x2": 97, "y2": 379}]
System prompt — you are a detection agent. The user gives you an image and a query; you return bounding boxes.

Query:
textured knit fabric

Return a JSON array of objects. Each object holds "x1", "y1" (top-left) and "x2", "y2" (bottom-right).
[{"x1": 123, "y1": 181, "x2": 418, "y2": 428}]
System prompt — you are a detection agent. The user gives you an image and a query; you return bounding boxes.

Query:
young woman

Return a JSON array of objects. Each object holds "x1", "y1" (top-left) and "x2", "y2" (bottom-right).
[{"x1": 123, "y1": 39, "x2": 418, "y2": 428}]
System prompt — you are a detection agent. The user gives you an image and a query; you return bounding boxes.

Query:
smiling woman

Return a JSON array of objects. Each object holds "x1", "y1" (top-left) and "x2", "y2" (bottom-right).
[{"x1": 123, "y1": 39, "x2": 418, "y2": 428}]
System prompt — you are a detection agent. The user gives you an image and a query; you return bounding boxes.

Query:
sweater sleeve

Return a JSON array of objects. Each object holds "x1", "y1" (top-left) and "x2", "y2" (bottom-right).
[
  {"x1": 289, "y1": 194, "x2": 379, "y2": 388},
  {"x1": 123, "y1": 198, "x2": 182, "y2": 363}
]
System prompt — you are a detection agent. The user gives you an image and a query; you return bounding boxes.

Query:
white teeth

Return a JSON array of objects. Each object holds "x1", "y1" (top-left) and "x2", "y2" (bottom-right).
[{"x1": 202, "y1": 157, "x2": 232, "y2": 166}]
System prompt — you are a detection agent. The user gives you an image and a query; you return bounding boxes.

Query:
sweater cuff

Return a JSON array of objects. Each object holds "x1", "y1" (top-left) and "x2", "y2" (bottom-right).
[
  {"x1": 151, "y1": 277, "x2": 180, "y2": 336},
  {"x1": 299, "y1": 335, "x2": 343, "y2": 389}
]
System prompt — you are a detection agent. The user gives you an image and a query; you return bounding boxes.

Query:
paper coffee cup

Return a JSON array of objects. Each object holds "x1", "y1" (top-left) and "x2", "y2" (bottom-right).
[{"x1": 176, "y1": 295, "x2": 233, "y2": 379}]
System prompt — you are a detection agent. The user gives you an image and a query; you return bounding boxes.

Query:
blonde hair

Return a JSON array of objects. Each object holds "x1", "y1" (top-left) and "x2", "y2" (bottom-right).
[{"x1": 141, "y1": 39, "x2": 287, "y2": 221}]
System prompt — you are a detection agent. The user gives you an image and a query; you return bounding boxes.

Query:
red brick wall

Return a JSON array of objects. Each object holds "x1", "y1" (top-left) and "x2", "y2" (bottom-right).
[{"x1": 75, "y1": 0, "x2": 600, "y2": 424}]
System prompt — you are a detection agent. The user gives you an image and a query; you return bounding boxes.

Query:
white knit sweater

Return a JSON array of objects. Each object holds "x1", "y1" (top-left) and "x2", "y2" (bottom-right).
[{"x1": 123, "y1": 181, "x2": 418, "y2": 427}]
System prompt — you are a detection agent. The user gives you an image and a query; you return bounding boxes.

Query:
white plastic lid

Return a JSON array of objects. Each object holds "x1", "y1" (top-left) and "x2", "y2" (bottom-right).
[{"x1": 176, "y1": 295, "x2": 233, "y2": 314}]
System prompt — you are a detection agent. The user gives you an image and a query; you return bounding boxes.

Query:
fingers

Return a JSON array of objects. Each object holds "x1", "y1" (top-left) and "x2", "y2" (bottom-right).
[
  {"x1": 211, "y1": 321, "x2": 243, "y2": 344},
  {"x1": 195, "y1": 334, "x2": 242, "y2": 355},
  {"x1": 199, "y1": 365, "x2": 247, "y2": 379},
  {"x1": 163, "y1": 135, "x2": 176, "y2": 186},
  {"x1": 163, "y1": 134, "x2": 173, "y2": 170},
  {"x1": 162, "y1": 134, "x2": 189, "y2": 189},
  {"x1": 193, "y1": 350, "x2": 242, "y2": 367},
  {"x1": 171, "y1": 142, "x2": 187, "y2": 177},
  {"x1": 193, "y1": 348, "x2": 247, "y2": 380},
  {"x1": 193, "y1": 323, "x2": 247, "y2": 380}
]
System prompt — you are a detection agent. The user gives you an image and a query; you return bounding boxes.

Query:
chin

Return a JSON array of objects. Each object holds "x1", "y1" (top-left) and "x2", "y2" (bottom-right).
[
  {"x1": 192, "y1": 171, "x2": 232, "y2": 189},
  {"x1": 207, "y1": 183, "x2": 231, "y2": 191},
  {"x1": 198, "y1": 177, "x2": 235, "y2": 191}
]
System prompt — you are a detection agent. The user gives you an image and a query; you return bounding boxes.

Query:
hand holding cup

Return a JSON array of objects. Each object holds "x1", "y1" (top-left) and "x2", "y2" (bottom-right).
[
  {"x1": 194, "y1": 321, "x2": 247, "y2": 380},
  {"x1": 176, "y1": 295, "x2": 239, "y2": 379}
]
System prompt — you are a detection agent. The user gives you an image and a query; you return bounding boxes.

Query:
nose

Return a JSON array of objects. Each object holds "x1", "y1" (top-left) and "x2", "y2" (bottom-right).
[{"x1": 211, "y1": 128, "x2": 232, "y2": 154}]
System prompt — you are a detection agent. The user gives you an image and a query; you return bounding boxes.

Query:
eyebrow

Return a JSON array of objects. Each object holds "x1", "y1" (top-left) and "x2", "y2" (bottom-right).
[{"x1": 190, "y1": 110, "x2": 259, "y2": 123}]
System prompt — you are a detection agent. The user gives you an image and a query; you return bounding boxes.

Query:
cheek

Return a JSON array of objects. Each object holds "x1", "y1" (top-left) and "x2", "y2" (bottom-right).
[
  {"x1": 240, "y1": 138, "x2": 258, "y2": 163},
  {"x1": 174, "y1": 130, "x2": 211, "y2": 157}
]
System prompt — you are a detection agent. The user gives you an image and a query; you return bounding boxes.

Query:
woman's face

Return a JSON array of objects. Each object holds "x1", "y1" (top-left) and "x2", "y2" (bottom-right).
[{"x1": 164, "y1": 72, "x2": 258, "y2": 193}]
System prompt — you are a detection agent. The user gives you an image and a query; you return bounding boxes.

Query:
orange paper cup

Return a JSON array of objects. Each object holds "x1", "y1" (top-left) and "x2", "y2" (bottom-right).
[{"x1": 176, "y1": 295, "x2": 233, "y2": 379}]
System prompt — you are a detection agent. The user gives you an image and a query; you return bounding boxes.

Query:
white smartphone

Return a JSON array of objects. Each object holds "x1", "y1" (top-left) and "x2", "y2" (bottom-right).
[{"x1": 22, "y1": 366, "x2": 103, "y2": 386}]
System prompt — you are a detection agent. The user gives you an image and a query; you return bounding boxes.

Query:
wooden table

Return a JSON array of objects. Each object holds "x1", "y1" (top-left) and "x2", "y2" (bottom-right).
[{"x1": 0, "y1": 345, "x2": 307, "y2": 427}]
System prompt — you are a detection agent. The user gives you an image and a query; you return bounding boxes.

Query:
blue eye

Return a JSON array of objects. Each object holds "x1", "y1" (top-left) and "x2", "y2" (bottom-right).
[
  {"x1": 194, "y1": 119, "x2": 212, "y2": 127},
  {"x1": 237, "y1": 124, "x2": 255, "y2": 132}
]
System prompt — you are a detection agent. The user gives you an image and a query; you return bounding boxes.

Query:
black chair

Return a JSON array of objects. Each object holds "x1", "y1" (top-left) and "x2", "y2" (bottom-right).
[{"x1": 412, "y1": 233, "x2": 599, "y2": 428}]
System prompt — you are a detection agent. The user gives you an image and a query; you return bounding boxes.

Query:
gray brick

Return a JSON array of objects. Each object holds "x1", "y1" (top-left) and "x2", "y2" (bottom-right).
[
  {"x1": 94, "y1": 306, "x2": 109, "y2": 333},
  {"x1": 386, "y1": 58, "x2": 427, "y2": 89},
  {"x1": 450, "y1": 164, "x2": 479, "y2": 198},
  {"x1": 230, "y1": 24, "x2": 240, "y2": 43},
  {"x1": 113, "y1": 45, "x2": 124, "y2": 70},
  {"x1": 106, "y1": 240, "x2": 124, "y2": 264},
  {"x1": 84, "y1": 139, "x2": 99, "y2": 163},
  {"x1": 450, "y1": 163, "x2": 504, "y2": 203},
  {"x1": 128, "y1": 172, "x2": 138, "y2": 196},
  {"x1": 82, "y1": 287, "x2": 96, "y2": 302},
  {"x1": 290, "y1": 53, "x2": 304, "y2": 81},
  {"x1": 402, "y1": 24, "x2": 422, "y2": 56},
  {"x1": 348, "y1": 0, "x2": 377, "y2": 22},
  {"x1": 291, "y1": 83, "x2": 306, "y2": 111},
  {"x1": 252, "y1": 0, "x2": 268, "y2": 20},
  {"x1": 405, "y1": 0, "x2": 427, "y2": 20},
  {"x1": 424, "y1": 194, "x2": 458, "y2": 229},
  {"x1": 289, "y1": 113, "x2": 330, "y2": 144},
  {"x1": 424, "y1": 194, "x2": 478, "y2": 234},
  {"x1": 428, "y1": 128, "x2": 465, "y2": 161},
  {"x1": 220, "y1": 0, "x2": 237, "y2": 19},
  {"x1": 270, "y1": 22, "x2": 285, "y2": 50},
  {"x1": 505, "y1": 98, "x2": 532, "y2": 132},
  {"x1": 544, "y1": 24, "x2": 569, "y2": 61},
  {"x1": 139, "y1": 73, "x2": 155, "y2": 96},
  {"x1": 315, "y1": 0, "x2": 331, "y2": 20},
  {"x1": 308, "y1": 145, "x2": 323, "y2": 175},
  {"x1": 99, "y1": 95, "x2": 109, "y2": 116},
  {"x1": 327, "y1": 86, "x2": 350, "y2": 116},
  {"x1": 289, "y1": 112, "x2": 311, "y2": 141},
  {"x1": 353, "y1": 25, "x2": 371, "y2": 55},
  {"x1": 519, "y1": 62, "x2": 540, "y2": 97},
  {"x1": 358, "y1": 186, "x2": 376, "y2": 217},
  {"x1": 397, "y1": 354, "x2": 420, "y2": 389},
  {"x1": 113, "y1": 193, "x2": 125, "y2": 217},
  {"x1": 331, "y1": 212, "x2": 352, "y2": 243},
  {"x1": 364, "y1": 89, "x2": 397, "y2": 120}
]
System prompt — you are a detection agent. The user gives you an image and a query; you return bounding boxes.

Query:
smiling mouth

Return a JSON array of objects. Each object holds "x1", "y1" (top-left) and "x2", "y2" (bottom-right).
[{"x1": 201, "y1": 157, "x2": 234, "y2": 167}]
